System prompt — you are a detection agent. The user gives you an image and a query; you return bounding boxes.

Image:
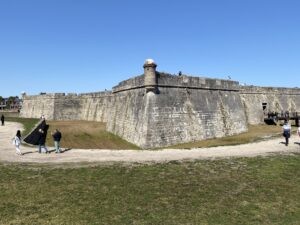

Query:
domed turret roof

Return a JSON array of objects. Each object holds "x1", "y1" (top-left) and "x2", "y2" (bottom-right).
[{"x1": 144, "y1": 59, "x2": 156, "y2": 65}]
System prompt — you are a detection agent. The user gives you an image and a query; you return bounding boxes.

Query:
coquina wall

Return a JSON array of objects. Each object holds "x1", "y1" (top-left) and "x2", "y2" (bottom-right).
[
  {"x1": 240, "y1": 86, "x2": 300, "y2": 124},
  {"x1": 20, "y1": 60, "x2": 300, "y2": 148},
  {"x1": 20, "y1": 73, "x2": 248, "y2": 148},
  {"x1": 108, "y1": 73, "x2": 248, "y2": 148},
  {"x1": 21, "y1": 92, "x2": 114, "y2": 121},
  {"x1": 20, "y1": 94, "x2": 56, "y2": 119}
]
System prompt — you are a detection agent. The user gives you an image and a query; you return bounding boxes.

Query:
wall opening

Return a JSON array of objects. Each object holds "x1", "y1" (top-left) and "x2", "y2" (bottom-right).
[
  {"x1": 262, "y1": 103, "x2": 267, "y2": 111},
  {"x1": 262, "y1": 103, "x2": 268, "y2": 116}
]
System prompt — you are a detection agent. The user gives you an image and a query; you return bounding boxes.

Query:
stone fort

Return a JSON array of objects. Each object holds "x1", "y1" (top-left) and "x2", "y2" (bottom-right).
[{"x1": 20, "y1": 59, "x2": 300, "y2": 149}]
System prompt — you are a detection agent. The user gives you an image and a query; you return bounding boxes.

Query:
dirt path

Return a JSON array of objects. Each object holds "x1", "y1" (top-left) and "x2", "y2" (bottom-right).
[{"x1": 1, "y1": 122, "x2": 300, "y2": 164}]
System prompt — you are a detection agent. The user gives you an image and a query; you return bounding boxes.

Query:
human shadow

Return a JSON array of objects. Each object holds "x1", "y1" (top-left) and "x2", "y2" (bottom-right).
[
  {"x1": 22, "y1": 151, "x2": 35, "y2": 155},
  {"x1": 45, "y1": 148, "x2": 72, "y2": 154},
  {"x1": 47, "y1": 149, "x2": 56, "y2": 154},
  {"x1": 294, "y1": 142, "x2": 300, "y2": 146},
  {"x1": 60, "y1": 148, "x2": 72, "y2": 153}
]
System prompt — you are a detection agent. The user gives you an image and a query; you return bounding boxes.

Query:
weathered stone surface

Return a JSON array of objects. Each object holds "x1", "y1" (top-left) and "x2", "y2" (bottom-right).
[
  {"x1": 240, "y1": 86, "x2": 300, "y2": 124},
  {"x1": 21, "y1": 94, "x2": 56, "y2": 120},
  {"x1": 20, "y1": 69, "x2": 300, "y2": 149}
]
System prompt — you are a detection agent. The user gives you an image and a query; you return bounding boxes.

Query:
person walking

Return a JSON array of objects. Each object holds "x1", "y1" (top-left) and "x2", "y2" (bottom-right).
[
  {"x1": 282, "y1": 120, "x2": 291, "y2": 146},
  {"x1": 37, "y1": 128, "x2": 49, "y2": 154},
  {"x1": 1, "y1": 114, "x2": 4, "y2": 126},
  {"x1": 51, "y1": 129, "x2": 62, "y2": 153},
  {"x1": 13, "y1": 130, "x2": 22, "y2": 155}
]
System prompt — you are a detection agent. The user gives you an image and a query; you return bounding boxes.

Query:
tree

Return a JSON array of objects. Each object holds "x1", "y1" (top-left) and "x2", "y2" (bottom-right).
[{"x1": 6, "y1": 96, "x2": 17, "y2": 109}]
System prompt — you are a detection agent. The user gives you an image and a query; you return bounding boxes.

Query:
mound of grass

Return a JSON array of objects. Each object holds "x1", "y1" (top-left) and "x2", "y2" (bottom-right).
[
  {"x1": 168, "y1": 125, "x2": 283, "y2": 149},
  {"x1": 7, "y1": 118, "x2": 287, "y2": 150},
  {"x1": 1, "y1": 155, "x2": 300, "y2": 224},
  {"x1": 46, "y1": 120, "x2": 140, "y2": 150}
]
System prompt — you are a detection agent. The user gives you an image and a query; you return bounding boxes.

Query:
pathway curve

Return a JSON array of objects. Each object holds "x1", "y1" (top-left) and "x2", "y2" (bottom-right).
[{"x1": 1, "y1": 122, "x2": 300, "y2": 164}]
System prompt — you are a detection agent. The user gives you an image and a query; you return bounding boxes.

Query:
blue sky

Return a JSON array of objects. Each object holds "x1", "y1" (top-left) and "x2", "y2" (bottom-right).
[{"x1": 0, "y1": 0, "x2": 299, "y2": 97}]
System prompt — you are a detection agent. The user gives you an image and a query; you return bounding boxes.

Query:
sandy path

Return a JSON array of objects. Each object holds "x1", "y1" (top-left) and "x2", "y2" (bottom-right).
[{"x1": 1, "y1": 122, "x2": 300, "y2": 164}]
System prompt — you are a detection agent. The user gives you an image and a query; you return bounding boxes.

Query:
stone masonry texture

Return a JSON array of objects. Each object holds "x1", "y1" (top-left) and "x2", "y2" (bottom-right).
[{"x1": 20, "y1": 70, "x2": 300, "y2": 149}]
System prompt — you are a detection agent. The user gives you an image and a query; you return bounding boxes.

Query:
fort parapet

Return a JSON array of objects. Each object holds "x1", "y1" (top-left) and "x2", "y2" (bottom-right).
[{"x1": 20, "y1": 59, "x2": 300, "y2": 148}]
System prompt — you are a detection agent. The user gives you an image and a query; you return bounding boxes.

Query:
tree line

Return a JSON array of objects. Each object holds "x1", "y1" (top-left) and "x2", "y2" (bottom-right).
[{"x1": 0, "y1": 96, "x2": 20, "y2": 109}]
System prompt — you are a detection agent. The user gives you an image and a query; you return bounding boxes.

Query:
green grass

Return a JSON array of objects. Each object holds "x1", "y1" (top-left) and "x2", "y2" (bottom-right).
[{"x1": 1, "y1": 155, "x2": 300, "y2": 224}]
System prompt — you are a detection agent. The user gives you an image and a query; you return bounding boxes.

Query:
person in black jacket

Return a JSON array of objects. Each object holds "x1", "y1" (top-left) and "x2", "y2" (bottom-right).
[
  {"x1": 38, "y1": 128, "x2": 49, "y2": 153},
  {"x1": 51, "y1": 129, "x2": 62, "y2": 153},
  {"x1": 1, "y1": 114, "x2": 4, "y2": 126}
]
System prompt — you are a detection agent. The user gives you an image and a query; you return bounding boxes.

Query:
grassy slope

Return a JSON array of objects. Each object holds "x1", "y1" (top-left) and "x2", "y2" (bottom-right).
[
  {"x1": 45, "y1": 122, "x2": 287, "y2": 150},
  {"x1": 4, "y1": 117, "x2": 139, "y2": 149},
  {"x1": 0, "y1": 155, "x2": 300, "y2": 224},
  {"x1": 45, "y1": 120, "x2": 140, "y2": 150},
  {"x1": 168, "y1": 124, "x2": 284, "y2": 149},
  {"x1": 6, "y1": 117, "x2": 287, "y2": 150}
]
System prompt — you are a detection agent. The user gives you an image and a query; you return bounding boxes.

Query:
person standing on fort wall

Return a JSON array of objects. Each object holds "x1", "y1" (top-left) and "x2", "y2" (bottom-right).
[
  {"x1": 1, "y1": 114, "x2": 4, "y2": 126},
  {"x1": 282, "y1": 120, "x2": 291, "y2": 146},
  {"x1": 51, "y1": 129, "x2": 62, "y2": 153},
  {"x1": 37, "y1": 128, "x2": 49, "y2": 153}
]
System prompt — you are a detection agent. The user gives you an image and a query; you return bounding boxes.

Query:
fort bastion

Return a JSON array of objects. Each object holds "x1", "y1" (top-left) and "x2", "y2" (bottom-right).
[{"x1": 20, "y1": 60, "x2": 300, "y2": 148}]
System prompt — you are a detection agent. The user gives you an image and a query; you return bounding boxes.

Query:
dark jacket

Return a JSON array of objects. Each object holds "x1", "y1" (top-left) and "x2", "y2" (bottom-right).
[
  {"x1": 38, "y1": 132, "x2": 46, "y2": 145},
  {"x1": 52, "y1": 131, "x2": 62, "y2": 142},
  {"x1": 283, "y1": 130, "x2": 290, "y2": 138}
]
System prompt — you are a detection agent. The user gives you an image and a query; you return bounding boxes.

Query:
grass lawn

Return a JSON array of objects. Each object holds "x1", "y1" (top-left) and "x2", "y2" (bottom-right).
[{"x1": 0, "y1": 155, "x2": 300, "y2": 224}]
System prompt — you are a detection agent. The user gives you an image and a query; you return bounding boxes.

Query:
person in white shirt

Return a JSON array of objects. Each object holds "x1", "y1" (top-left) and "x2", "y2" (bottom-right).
[
  {"x1": 13, "y1": 130, "x2": 22, "y2": 155},
  {"x1": 282, "y1": 120, "x2": 291, "y2": 146}
]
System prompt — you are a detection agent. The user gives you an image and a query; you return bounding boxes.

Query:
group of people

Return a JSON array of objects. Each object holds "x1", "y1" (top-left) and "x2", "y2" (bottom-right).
[
  {"x1": 12, "y1": 128, "x2": 62, "y2": 156},
  {"x1": 37, "y1": 128, "x2": 62, "y2": 154},
  {"x1": 9, "y1": 118, "x2": 300, "y2": 155},
  {"x1": 282, "y1": 120, "x2": 300, "y2": 146}
]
